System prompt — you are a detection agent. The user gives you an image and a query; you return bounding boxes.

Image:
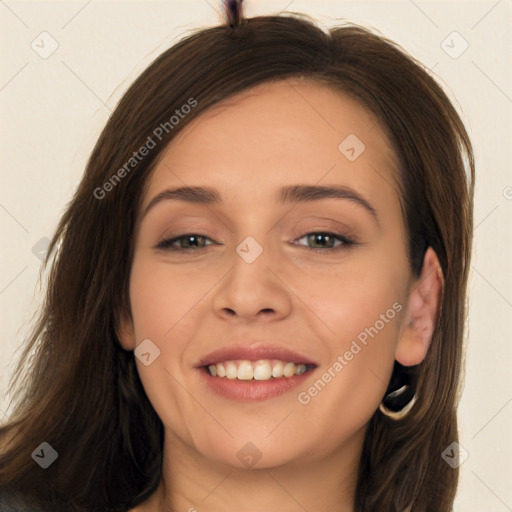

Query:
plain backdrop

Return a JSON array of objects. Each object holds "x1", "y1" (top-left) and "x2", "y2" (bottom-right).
[{"x1": 1, "y1": 0, "x2": 511, "y2": 509}]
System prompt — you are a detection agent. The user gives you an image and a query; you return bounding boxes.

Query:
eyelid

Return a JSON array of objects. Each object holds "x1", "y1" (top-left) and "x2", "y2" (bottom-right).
[
  {"x1": 154, "y1": 230, "x2": 357, "y2": 253},
  {"x1": 291, "y1": 231, "x2": 356, "y2": 251},
  {"x1": 154, "y1": 233, "x2": 215, "y2": 251}
]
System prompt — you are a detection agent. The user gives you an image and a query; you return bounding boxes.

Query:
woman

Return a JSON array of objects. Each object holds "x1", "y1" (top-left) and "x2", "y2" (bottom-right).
[{"x1": 0, "y1": 2, "x2": 474, "y2": 511}]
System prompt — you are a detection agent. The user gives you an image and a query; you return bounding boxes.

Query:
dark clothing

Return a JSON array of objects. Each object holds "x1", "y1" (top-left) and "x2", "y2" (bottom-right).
[
  {"x1": 0, "y1": 492, "x2": 46, "y2": 512},
  {"x1": 0, "y1": 491, "x2": 79, "y2": 512}
]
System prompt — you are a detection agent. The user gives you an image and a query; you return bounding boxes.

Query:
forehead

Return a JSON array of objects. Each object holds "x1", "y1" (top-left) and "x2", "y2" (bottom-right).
[{"x1": 142, "y1": 79, "x2": 400, "y2": 215}]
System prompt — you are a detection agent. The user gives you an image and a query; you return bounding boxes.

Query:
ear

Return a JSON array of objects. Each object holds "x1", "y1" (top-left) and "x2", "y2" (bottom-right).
[
  {"x1": 395, "y1": 246, "x2": 444, "y2": 366},
  {"x1": 116, "y1": 307, "x2": 136, "y2": 351}
]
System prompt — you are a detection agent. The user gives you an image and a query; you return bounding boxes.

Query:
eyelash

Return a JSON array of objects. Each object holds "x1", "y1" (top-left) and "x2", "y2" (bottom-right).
[{"x1": 154, "y1": 231, "x2": 356, "y2": 253}]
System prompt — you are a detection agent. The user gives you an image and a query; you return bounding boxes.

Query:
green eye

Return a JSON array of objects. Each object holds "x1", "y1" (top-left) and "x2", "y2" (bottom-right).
[
  {"x1": 155, "y1": 234, "x2": 213, "y2": 252},
  {"x1": 155, "y1": 231, "x2": 355, "y2": 253},
  {"x1": 294, "y1": 232, "x2": 354, "y2": 251}
]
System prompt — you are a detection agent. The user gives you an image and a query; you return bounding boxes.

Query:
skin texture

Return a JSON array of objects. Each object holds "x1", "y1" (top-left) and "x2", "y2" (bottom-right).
[{"x1": 118, "y1": 79, "x2": 444, "y2": 512}]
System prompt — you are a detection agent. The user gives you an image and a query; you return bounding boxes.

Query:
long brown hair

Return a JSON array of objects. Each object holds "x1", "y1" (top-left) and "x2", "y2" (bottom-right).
[{"x1": 0, "y1": 11, "x2": 474, "y2": 512}]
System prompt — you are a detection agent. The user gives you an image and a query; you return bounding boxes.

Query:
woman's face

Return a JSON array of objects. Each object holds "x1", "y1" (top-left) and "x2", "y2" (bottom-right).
[{"x1": 119, "y1": 79, "x2": 422, "y2": 469}]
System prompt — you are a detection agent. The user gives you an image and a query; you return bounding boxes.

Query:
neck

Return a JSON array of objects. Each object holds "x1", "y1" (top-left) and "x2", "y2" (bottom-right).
[{"x1": 148, "y1": 427, "x2": 364, "y2": 512}]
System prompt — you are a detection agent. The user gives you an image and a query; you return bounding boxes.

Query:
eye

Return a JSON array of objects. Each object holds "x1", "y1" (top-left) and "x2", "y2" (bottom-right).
[
  {"x1": 293, "y1": 231, "x2": 355, "y2": 251},
  {"x1": 155, "y1": 234, "x2": 215, "y2": 252},
  {"x1": 154, "y1": 231, "x2": 356, "y2": 254}
]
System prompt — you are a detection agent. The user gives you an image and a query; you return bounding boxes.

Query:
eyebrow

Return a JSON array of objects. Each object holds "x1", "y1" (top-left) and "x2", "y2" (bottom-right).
[{"x1": 141, "y1": 184, "x2": 379, "y2": 225}]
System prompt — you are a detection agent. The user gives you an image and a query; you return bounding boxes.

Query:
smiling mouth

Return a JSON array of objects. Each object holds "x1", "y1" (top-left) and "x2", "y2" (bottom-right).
[{"x1": 203, "y1": 359, "x2": 317, "y2": 381}]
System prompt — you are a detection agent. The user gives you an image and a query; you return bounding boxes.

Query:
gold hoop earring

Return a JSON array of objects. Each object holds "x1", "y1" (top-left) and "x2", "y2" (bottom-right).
[
  {"x1": 378, "y1": 361, "x2": 417, "y2": 420},
  {"x1": 379, "y1": 385, "x2": 417, "y2": 420}
]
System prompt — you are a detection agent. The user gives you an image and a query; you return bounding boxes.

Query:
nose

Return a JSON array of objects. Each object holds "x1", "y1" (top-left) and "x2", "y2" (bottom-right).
[{"x1": 211, "y1": 236, "x2": 293, "y2": 322}]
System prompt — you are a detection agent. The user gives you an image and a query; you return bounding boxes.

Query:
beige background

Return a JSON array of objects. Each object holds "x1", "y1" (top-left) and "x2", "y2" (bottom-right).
[{"x1": 1, "y1": 0, "x2": 511, "y2": 509}]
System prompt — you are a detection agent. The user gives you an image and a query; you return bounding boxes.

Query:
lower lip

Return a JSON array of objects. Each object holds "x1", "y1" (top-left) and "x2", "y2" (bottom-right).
[{"x1": 197, "y1": 366, "x2": 316, "y2": 401}]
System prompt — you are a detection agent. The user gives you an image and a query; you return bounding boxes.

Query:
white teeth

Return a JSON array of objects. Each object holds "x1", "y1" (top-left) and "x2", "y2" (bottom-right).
[
  {"x1": 283, "y1": 362, "x2": 296, "y2": 377},
  {"x1": 225, "y1": 361, "x2": 238, "y2": 379},
  {"x1": 237, "y1": 361, "x2": 253, "y2": 380},
  {"x1": 253, "y1": 361, "x2": 272, "y2": 380},
  {"x1": 216, "y1": 363, "x2": 226, "y2": 378},
  {"x1": 272, "y1": 361, "x2": 284, "y2": 378},
  {"x1": 296, "y1": 364, "x2": 307, "y2": 375},
  {"x1": 206, "y1": 359, "x2": 312, "y2": 380}
]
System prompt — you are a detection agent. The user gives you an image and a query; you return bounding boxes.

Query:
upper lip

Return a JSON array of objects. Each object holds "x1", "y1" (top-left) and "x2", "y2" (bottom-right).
[{"x1": 195, "y1": 343, "x2": 318, "y2": 368}]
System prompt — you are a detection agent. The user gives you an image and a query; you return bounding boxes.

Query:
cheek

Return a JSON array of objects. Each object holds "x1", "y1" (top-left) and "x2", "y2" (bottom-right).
[
  {"x1": 291, "y1": 251, "x2": 406, "y2": 425},
  {"x1": 126, "y1": 257, "x2": 205, "y2": 438},
  {"x1": 294, "y1": 247, "x2": 406, "y2": 347},
  {"x1": 128, "y1": 254, "x2": 211, "y2": 341}
]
